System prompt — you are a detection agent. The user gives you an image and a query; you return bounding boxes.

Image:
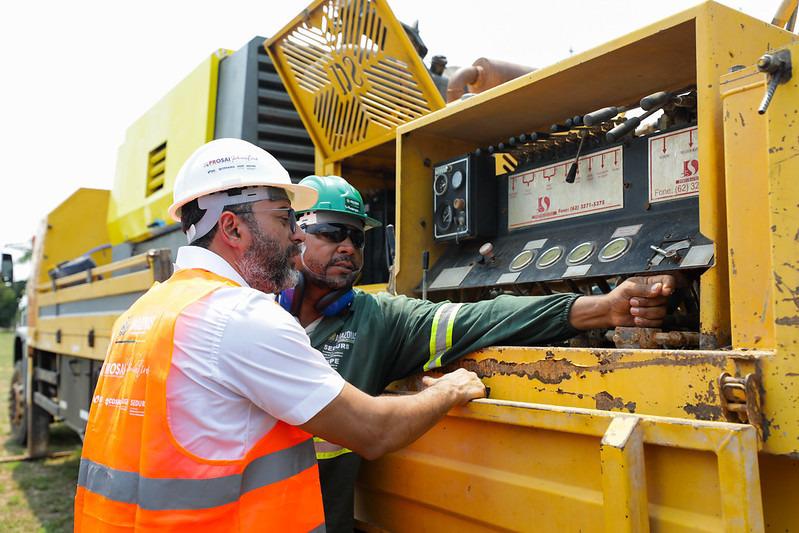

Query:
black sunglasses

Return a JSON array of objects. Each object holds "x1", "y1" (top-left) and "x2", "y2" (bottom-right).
[{"x1": 303, "y1": 223, "x2": 365, "y2": 248}]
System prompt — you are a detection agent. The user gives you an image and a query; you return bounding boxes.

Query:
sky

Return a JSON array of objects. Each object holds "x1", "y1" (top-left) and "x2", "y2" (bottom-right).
[{"x1": 0, "y1": 0, "x2": 777, "y2": 278}]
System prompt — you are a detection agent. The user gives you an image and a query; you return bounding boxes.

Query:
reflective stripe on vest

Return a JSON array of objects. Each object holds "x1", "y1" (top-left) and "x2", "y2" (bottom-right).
[
  {"x1": 313, "y1": 436, "x2": 352, "y2": 460},
  {"x1": 75, "y1": 269, "x2": 326, "y2": 532},
  {"x1": 78, "y1": 438, "x2": 315, "y2": 511},
  {"x1": 424, "y1": 303, "x2": 464, "y2": 371}
]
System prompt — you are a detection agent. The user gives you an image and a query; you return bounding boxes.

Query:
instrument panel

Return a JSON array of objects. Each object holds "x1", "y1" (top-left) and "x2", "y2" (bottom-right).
[{"x1": 425, "y1": 125, "x2": 711, "y2": 292}]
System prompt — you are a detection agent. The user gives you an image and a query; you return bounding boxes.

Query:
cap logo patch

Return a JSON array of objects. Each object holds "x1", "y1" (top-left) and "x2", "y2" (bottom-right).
[{"x1": 344, "y1": 197, "x2": 360, "y2": 212}]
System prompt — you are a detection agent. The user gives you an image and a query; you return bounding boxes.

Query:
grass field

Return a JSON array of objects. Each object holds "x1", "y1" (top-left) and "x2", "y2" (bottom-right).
[{"x1": 0, "y1": 332, "x2": 82, "y2": 532}]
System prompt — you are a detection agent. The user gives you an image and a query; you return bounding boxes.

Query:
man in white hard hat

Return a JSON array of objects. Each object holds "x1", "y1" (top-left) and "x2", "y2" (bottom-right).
[{"x1": 74, "y1": 138, "x2": 485, "y2": 532}]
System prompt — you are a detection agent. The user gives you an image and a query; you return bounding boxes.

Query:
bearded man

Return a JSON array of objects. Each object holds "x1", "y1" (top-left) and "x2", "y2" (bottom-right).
[{"x1": 74, "y1": 140, "x2": 485, "y2": 532}]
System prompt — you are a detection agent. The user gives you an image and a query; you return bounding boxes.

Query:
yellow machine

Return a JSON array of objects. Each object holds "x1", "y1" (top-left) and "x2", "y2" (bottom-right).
[
  {"x1": 12, "y1": 0, "x2": 799, "y2": 530},
  {"x1": 266, "y1": 1, "x2": 799, "y2": 530}
]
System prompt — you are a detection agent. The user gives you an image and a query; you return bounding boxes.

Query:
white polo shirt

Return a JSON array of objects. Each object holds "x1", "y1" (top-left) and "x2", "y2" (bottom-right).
[{"x1": 166, "y1": 246, "x2": 345, "y2": 461}]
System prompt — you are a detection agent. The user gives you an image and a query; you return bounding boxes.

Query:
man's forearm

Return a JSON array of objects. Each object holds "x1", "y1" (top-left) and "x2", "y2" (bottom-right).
[
  {"x1": 368, "y1": 384, "x2": 460, "y2": 458},
  {"x1": 301, "y1": 371, "x2": 482, "y2": 461},
  {"x1": 567, "y1": 295, "x2": 611, "y2": 330}
]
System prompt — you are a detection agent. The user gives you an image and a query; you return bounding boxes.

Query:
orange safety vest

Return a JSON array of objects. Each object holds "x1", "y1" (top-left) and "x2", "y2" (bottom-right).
[{"x1": 74, "y1": 268, "x2": 325, "y2": 532}]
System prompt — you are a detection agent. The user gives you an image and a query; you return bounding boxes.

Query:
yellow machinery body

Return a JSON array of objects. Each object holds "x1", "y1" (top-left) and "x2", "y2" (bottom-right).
[
  {"x1": 107, "y1": 52, "x2": 227, "y2": 245},
  {"x1": 348, "y1": 3, "x2": 799, "y2": 531}
]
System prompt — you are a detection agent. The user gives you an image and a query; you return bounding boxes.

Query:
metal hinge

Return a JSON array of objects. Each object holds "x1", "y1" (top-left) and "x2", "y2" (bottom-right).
[{"x1": 718, "y1": 372, "x2": 763, "y2": 440}]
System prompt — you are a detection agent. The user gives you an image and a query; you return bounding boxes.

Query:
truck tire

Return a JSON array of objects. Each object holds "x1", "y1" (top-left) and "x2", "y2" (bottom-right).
[{"x1": 8, "y1": 360, "x2": 27, "y2": 445}]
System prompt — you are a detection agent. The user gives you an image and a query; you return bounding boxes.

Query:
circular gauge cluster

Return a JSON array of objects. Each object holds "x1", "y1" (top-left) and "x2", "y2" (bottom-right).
[
  {"x1": 435, "y1": 203, "x2": 454, "y2": 232},
  {"x1": 433, "y1": 167, "x2": 465, "y2": 196},
  {"x1": 536, "y1": 246, "x2": 564, "y2": 268},
  {"x1": 599, "y1": 237, "x2": 631, "y2": 262},
  {"x1": 505, "y1": 236, "x2": 634, "y2": 277},
  {"x1": 509, "y1": 250, "x2": 536, "y2": 271},
  {"x1": 566, "y1": 242, "x2": 595, "y2": 265}
]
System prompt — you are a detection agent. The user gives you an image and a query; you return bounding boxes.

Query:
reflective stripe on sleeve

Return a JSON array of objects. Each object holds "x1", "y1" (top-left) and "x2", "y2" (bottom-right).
[
  {"x1": 313, "y1": 436, "x2": 352, "y2": 460},
  {"x1": 78, "y1": 438, "x2": 316, "y2": 511},
  {"x1": 424, "y1": 303, "x2": 464, "y2": 371}
]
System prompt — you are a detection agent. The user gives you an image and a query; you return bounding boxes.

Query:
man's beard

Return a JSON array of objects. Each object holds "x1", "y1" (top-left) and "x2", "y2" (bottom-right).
[
  {"x1": 301, "y1": 251, "x2": 360, "y2": 290},
  {"x1": 236, "y1": 224, "x2": 300, "y2": 293}
]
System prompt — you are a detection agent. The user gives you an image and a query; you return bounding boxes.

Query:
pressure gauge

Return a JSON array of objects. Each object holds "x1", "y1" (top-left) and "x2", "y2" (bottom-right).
[
  {"x1": 436, "y1": 202, "x2": 454, "y2": 232},
  {"x1": 451, "y1": 170, "x2": 464, "y2": 190},
  {"x1": 566, "y1": 242, "x2": 595, "y2": 265},
  {"x1": 536, "y1": 246, "x2": 564, "y2": 268},
  {"x1": 434, "y1": 174, "x2": 448, "y2": 196},
  {"x1": 599, "y1": 237, "x2": 631, "y2": 262},
  {"x1": 509, "y1": 249, "x2": 535, "y2": 271}
]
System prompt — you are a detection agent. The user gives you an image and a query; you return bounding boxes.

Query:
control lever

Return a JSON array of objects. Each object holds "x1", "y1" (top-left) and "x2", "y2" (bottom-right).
[
  {"x1": 583, "y1": 106, "x2": 626, "y2": 126},
  {"x1": 757, "y1": 49, "x2": 792, "y2": 114},
  {"x1": 421, "y1": 251, "x2": 430, "y2": 301},
  {"x1": 565, "y1": 131, "x2": 587, "y2": 183},
  {"x1": 649, "y1": 244, "x2": 676, "y2": 258},
  {"x1": 606, "y1": 91, "x2": 672, "y2": 142},
  {"x1": 478, "y1": 242, "x2": 495, "y2": 264}
]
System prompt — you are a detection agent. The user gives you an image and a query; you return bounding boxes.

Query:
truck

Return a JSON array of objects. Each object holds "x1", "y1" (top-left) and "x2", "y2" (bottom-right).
[{"x1": 13, "y1": 0, "x2": 799, "y2": 531}]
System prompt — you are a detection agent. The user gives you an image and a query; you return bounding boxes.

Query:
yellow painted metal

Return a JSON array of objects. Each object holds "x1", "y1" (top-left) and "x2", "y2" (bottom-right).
[
  {"x1": 107, "y1": 50, "x2": 229, "y2": 244},
  {"x1": 600, "y1": 417, "x2": 649, "y2": 533},
  {"x1": 36, "y1": 252, "x2": 150, "y2": 294},
  {"x1": 357, "y1": 400, "x2": 762, "y2": 532},
  {"x1": 360, "y1": 3, "x2": 799, "y2": 531},
  {"x1": 265, "y1": 0, "x2": 444, "y2": 165},
  {"x1": 32, "y1": 314, "x2": 118, "y2": 361},
  {"x1": 29, "y1": 251, "x2": 161, "y2": 360},
  {"x1": 693, "y1": 4, "x2": 794, "y2": 348},
  {"x1": 35, "y1": 269, "x2": 152, "y2": 308},
  {"x1": 393, "y1": 3, "x2": 793, "y2": 347},
  {"x1": 721, "y1": 68, "x2": 775, "y2": 349},
  {"x1": 32, "y1": 188, "x2": 112, "y2": 286}
]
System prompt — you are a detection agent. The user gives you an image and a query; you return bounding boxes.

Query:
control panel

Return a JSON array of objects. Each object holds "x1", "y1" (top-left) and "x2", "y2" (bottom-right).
[
  {"x1": 433, "y1": 154, "x2": 496, "y2": 241},
  {"x1": 424, "y1": 90, "x2": 710, "y2": 299}
]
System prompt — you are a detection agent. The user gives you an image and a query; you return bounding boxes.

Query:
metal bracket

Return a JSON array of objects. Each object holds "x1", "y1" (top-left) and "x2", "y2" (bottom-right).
[
  {"x1": 718, "y1": 372, "x2": 763, "y2": 440},
  {"x1": 757, "y1": 48, "x2": 792, "y2": 114}
]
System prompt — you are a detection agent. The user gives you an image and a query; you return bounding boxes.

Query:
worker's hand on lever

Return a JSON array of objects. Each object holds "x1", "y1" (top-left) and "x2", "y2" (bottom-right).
[
  {"x1": 568, "y1": 274, "x2": 679, "y2": 330},
  {"x1": 606, "y1": 274, "x2": 677, "y2": 327},
  {"x1": 421, "y1": 368, "x2": 486, "y2": 405}
]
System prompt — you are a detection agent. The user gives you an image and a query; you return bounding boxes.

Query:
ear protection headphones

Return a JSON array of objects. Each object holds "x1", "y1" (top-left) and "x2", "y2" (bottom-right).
[{"x1": 278, "y1": 273, "x2": 355, "y2": 318}]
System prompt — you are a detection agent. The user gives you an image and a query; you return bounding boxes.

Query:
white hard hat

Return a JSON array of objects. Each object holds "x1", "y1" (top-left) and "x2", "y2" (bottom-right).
[{"x1": 168, "y1": 138, "x2": 317, "y2": 242}]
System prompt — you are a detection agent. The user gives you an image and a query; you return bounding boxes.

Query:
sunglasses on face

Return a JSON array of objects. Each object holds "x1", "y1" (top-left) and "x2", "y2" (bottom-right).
[{"x1": 303, "y1": 223, "x2": 365, "y2": 248}]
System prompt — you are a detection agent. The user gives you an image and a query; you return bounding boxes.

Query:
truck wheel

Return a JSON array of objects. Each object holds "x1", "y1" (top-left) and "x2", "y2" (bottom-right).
[{"x1": 8, "y1": 360, "x2": 27, "y2": 445}]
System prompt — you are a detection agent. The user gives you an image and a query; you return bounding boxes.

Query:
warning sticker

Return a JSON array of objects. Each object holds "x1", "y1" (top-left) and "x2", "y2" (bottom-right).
[
  {"x1": 507, "y1": 146, "x2": 624, "y2": 230},
  {"x1": 648, "y1": 126, "x2": 699, "y2": 202}
]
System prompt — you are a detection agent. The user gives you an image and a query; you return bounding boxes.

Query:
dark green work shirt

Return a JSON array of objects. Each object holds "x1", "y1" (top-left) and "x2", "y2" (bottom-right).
[{"x1": 308, "y1": 290, "x2": 580, "y2": 533}]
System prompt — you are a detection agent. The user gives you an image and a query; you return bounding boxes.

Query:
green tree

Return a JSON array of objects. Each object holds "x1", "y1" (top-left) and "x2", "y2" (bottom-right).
[{"x1": 0, "y1": 284, "x2": 17, "y2": 327}]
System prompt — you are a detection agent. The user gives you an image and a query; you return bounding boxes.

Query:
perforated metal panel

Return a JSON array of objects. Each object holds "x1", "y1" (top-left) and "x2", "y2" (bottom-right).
[{"x1": 266, "y1": 0, "x2": 444, "y2": 161}]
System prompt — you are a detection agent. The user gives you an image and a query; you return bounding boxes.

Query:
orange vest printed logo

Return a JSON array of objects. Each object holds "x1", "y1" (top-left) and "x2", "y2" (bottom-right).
[{"x1": 74, "y1": 269, "x2": 325, "y2": 532}]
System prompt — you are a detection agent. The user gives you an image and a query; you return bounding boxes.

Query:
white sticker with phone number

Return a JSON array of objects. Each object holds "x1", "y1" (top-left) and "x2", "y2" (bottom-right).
[
  {"x1": 507, "y1": 146, "x2": 624, "y2": 230},
  {"x1": 648, "y1": 126, "x2": 699, "y2": 202}
]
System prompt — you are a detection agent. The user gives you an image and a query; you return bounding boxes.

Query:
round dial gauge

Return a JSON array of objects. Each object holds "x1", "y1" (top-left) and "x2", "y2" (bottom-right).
[
  {"x1": 451, "y1": 170, "x2": 464, "y2": 190},
  {"x1": 436, "y1": 203, "x2": 454, "y2": 232},
  {"x1": 434, "y1": 174, "x2": 448, "y2": 195},
  {"x1": 509, "y1": 250, "x2": 535, "y2": 272},
  {"x1": 536, "y1": 246, "x2": 564, "y2": 268},
  {"x1": 599, "y1": 237, "x2": 631, "y2": 262},
  {"x1": 567, "y1": 242, "x2": 596, "y2": 265}
]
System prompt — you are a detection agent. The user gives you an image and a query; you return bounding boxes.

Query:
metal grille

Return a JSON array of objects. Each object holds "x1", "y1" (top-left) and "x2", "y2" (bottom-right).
[
  {"x1": 146, "y1": 142, "x2": 166, "y2": 196},
  {"x1": 255, "y1": 45, "x2": 315, "y2": 180},
  {"x1": 266, "y1": 0, "x2": 444, "y2": 160}
]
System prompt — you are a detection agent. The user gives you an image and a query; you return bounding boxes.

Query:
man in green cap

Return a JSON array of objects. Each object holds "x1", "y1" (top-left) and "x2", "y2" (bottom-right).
[{"x1": 279, "y1": 175, "x2": 677, "y2": 532}]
